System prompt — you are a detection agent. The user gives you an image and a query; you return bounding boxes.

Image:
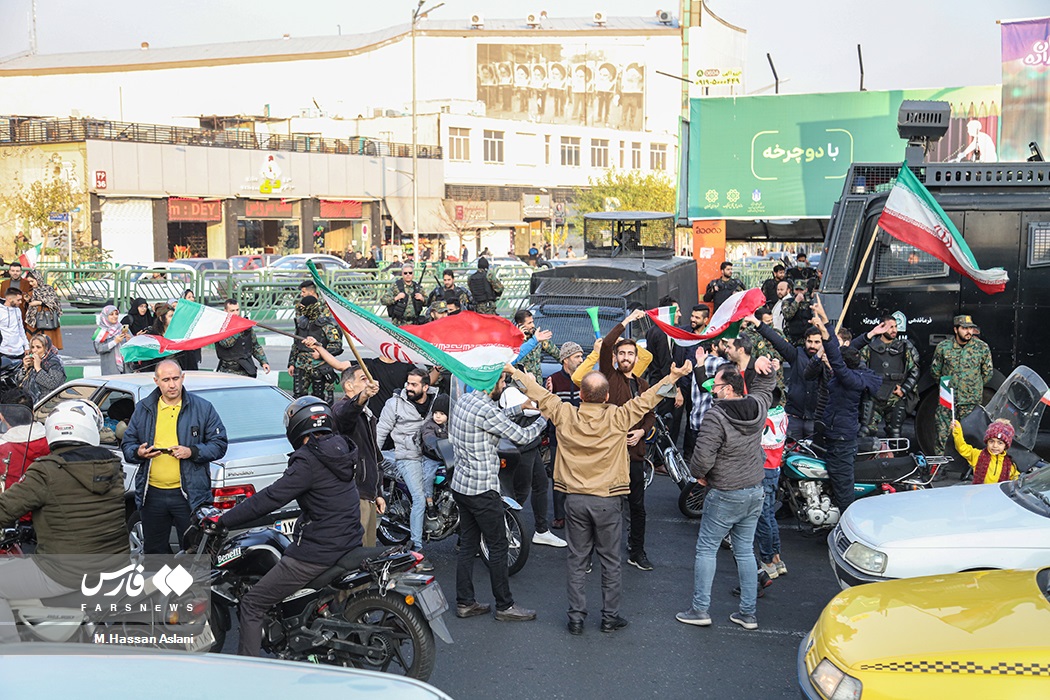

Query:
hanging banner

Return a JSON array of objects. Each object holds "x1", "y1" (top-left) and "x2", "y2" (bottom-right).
[
  {"x1": 1000, "y1": 17, "x2": 1050, "y2": 162},
  {"x1": 685, "y1": 86, "x2": 1000, "y2": 220}
]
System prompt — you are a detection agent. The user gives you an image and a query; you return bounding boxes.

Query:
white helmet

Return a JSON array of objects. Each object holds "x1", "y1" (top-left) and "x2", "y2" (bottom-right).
[{"x1": 45, "y1": 399, "x2": 104, "y2": 448}]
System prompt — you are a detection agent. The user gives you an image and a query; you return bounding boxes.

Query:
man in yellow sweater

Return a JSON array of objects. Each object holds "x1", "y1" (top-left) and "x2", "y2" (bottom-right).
[{"x1": 509, "y1": 359, "x2": 692, "y2": 636}]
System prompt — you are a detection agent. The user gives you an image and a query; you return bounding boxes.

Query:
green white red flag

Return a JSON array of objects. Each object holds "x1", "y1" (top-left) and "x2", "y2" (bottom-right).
[
  {"x1": 939, "y1": 377, "x2": 954, "y2": 411},
  {"x1": 645, "y1": 289, "x2": 766, "y2": 345},
  {"x1": 120, "y1": 299, "x2": 255, "y2": 363},
  {"x1": 877, "y1": 164, "x2": 1008, "y2": 294},
  {"x1": 18, "y1": 243, "x2": 41, "y2": 268},
  {"x1": 308, "y1": 262, "x2": 523, "y2": 391}
]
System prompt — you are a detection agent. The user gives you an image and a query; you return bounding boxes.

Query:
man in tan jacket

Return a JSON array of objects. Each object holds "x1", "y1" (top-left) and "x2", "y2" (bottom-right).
[{"x1": 509, "y1": 360, "x2": 692, "y2": 636}]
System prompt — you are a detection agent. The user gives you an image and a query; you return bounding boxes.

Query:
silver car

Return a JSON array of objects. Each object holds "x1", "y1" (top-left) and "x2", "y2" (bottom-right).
[{"x1": 34, "y1": 372, "x2": 296, "y2": 554}]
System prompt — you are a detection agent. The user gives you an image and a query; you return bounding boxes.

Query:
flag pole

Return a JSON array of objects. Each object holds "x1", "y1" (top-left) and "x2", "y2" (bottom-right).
[
  {"x1": 337, "y1": 326, "x2": 374, "y2": 382},
  {"x1": 835, "y1": 224, "x2": 882, "y2": 334},
  {"x1": 253, "y1": 321, "x2": 305, "y2": 342}
]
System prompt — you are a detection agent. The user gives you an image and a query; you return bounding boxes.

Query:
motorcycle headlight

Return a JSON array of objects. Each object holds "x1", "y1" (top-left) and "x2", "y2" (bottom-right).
[
  {"x1": 843, "y1": 542, "x2": 887, "y2": 574},
  {"x1": 810, "y1": 658, "x2": 863, "y2": 700}
]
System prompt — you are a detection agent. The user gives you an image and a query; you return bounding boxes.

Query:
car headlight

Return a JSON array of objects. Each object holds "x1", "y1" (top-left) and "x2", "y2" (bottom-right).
[
  {"x1": 810, "y1": 658, "x2": 862, "y2": 700},
  {"x1": 843, "y1": 542, "x2": 887, "y2": 574}
]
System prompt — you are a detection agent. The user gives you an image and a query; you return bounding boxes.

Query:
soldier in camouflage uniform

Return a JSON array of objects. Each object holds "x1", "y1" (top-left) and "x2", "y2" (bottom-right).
[
  {"x1": 380, "y1": 264, "x2": 427, "y2": 324},
  {"x1": 853, "y1": 315, "x2": 920, "y2": 438},
  {"x1": 427, "y1": 269, "x2": 471, "y2": 311},
  {"x1": 740, "y1": 307, "x2": 786, "y2": 407},
  {"x1": 781, "y1": 279, "x2": 815, "y2": 346},
  {"x1": 930, "y1": 314, "x2": 993, "y2": 454},
  {"x1": 215, "y1": 299, "x2": 270, "y2": 377},
  {"x1": 467, "y1": 258, "x2": 504, "y2": 315},
  {"x1": 287, "y1": 295, "x2": 343, "y2": 402},
  {"x1": 512, "y1": 309, "x2": 560, "y2": 383}
]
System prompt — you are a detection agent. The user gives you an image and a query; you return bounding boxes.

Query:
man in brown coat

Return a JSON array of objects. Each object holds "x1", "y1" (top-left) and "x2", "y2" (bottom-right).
[
  {"x1": 511, "y1": 359, "x2": 692, "y2": 635},
  {"x1": 599, "y1": 308, "x2": 656, "y2": 571},
  {"x1": 0, "y1": 262, "x2": 32, "y2": 323}
]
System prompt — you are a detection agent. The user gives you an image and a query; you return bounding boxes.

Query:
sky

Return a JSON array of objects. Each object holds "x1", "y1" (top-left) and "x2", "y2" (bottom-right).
[{"x1": 0, "y1": 0, "x2": 1047, "y2": 94}]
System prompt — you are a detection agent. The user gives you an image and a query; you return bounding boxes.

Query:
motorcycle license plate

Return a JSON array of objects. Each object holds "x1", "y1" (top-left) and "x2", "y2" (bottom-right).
[
  {"x1": 273, "y1": 517, "x2": 297, "y2": 533},
  {"x1": 416, "y1": 582, "x2": 449, "y2": 621},
  {"x1": 184, "y1": 621, "x2": 216, "y2": 653}
]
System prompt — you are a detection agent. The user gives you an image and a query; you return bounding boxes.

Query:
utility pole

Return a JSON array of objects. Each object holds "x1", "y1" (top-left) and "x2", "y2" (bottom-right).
[{"x1": 410, "y1": 1, "x2": 444, "y2": 262}]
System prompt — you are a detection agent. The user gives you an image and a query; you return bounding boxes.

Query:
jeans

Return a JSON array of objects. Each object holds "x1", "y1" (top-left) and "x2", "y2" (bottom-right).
[
  {"x1": 453, "y1": 489, "x2": 513, "y2": 611},
  {"x1": 691, "y1": 485, "x2": 763, "y2": 616},
  {"x1": 384, "y1": 451, "x2": 438, "y2": 550},
  {"x1": 626, "y1": 460, "x2": 647, "y2": 555},
  {"x1": 755, "y1": 468, "x2": 781, "y2": 563},
  {"x1": 140, "y1": 486, "x2": 191, "y2": 555},
  {"x1": 787, "y1": 415, "x2": 817, "y2": 442},
  {"x1": 509, "y1": 445, "x2": 549, "y2": 534},
  {"x1": 824, "y1": 436, "x2": 857, "y2": 511}
]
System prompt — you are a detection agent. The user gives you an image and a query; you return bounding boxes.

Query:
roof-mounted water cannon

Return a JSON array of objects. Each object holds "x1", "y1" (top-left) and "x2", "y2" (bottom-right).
[{"x1": 897, "y1": 100, "x2": 950, "y2": 166}]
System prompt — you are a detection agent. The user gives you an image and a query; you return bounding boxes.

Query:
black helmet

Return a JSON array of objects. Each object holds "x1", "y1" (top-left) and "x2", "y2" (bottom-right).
[{"x1": 284, "y1": 396, "x2": 334, "y2": 448}]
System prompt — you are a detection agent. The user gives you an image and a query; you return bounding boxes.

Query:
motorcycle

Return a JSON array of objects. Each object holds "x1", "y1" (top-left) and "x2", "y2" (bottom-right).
[
  {"x1": 376, "y1": 438, "x2": 530, "y2": 576},
  {"x1": 780, "y1": 435, "x2": 951, "y2": 530},
  {"x1": 189, "y1": 507, "x2": 451, "y2": 681},
  {"x1": 641, "y1": 411, "x2": 706, "y2": 518}
]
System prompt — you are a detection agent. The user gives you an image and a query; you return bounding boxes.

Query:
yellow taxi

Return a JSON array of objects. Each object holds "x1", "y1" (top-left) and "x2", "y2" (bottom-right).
[{"x1": 799, "y1": 568, "x2": 1050, "y2": 699}]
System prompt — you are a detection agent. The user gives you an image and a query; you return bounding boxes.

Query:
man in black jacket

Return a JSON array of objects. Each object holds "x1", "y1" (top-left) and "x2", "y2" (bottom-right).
[
  {"x1": 761, "y1": 265, "x2": 786, "y2": 306},
  {"x1": 215, "y1": 299, "x2": 270, "y2": 377},
  {"x1": 217, "y1": 396, "x2": 363, "y2": 657},
  {"x1": 750, "y1": 316, "x2": 824, "y2": 441},
  {"x1": 703, "y1": 262, "x2": 746, "y2": 311},
  {"x1": 333, "y1": 363, "x2": 385, "y2": 547}
]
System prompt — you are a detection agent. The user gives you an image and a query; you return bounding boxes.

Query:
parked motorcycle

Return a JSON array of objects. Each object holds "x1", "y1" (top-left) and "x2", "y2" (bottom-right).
[
  {"x1": 641, "y1": 411, "x2": 705, "y2": 518},
  {"x1": 189, "y1": 506, "x2": 451, "y2": 681},
  {"x1": 780, "y1": 436, "x2": 950, "y2": 530},
  {"x1": 376, "y1": 438, "x2": 530, "y2": 576}
]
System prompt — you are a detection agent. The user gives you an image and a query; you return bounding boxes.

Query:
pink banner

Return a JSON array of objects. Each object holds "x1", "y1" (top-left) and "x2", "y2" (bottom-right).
[{"x1": 1001, "y1": 17, "x2": 1050, "y2": 161}]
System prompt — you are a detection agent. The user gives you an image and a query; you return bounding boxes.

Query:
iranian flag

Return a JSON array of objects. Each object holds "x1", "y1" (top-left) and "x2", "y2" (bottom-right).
[
  {"x1": 1041, "y1": 389, "x2": 1050, "y2": 408},
  {"x1": 18, "y1": 243, "x2": 42, "y2": 268},
  {"x1": 646, "y1": 288, "x2": 766, "y2": 345},
  {"x1": 939, "y1": 377, "x2": 954, "y2": 411},
  {"x1": 308, "y1": 263, "x2": 523, "y2": 391},
  {"x1": 877, "y1": 164, "x2": 1008, "y2": 294},
  {"x1": 121, "y1": 299, "x2": 255, "y2": 363}
]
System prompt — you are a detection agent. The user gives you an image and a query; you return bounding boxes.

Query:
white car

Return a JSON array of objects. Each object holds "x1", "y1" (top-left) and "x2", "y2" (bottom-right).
[{"x1": 828, "y1": 469, "x2": 1050, "y2": 588}]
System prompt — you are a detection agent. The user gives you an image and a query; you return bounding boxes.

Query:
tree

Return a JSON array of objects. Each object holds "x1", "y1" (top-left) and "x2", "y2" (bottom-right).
[
  {"x1": 571, "y1": 169, "x2": 676, "y2": 226},
  {"x1": 1, "y1": 176, "x2": 111, "y2": 263}
]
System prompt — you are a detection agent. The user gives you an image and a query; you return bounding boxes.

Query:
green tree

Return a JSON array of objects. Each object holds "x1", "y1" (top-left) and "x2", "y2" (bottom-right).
[
  {"x1": 571, "y1": 169, "x2": 678, "y2": 250},
  {"x1": 1, "y1": 177, "x2": 108, "y2": 262}
]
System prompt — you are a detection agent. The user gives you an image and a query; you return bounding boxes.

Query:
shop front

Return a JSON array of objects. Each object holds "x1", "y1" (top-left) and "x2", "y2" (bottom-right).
[
  {"x1": 241, "y1": 199, "x2": 301, "y2": 255},
  {"x1": 315, "y1": 199, "x2": 371, "y2": 260},
  {"x1": 167, "y1": 197, "x2": 223, "y2": 259}
]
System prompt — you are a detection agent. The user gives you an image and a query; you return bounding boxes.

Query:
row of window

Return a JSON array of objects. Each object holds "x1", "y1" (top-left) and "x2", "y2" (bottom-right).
[{"x1": 448, "y1": 127, "x2": 668, "y2": 170}]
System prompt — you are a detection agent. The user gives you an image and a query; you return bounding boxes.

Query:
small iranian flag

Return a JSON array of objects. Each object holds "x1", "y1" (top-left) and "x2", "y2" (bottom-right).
[
  {"x1": 877, "y1": 164, "x2": 1008, "y2": 294},
  {"x1": 939, "y1": 377, "x2": 954, "y2": 410},
  {"x1": 646, "y1": 289, "x2": 766, "y2": 345},
  {"x1": 18, "y1": 243, "x2": 42, "y2": 268},
  {"x1": 1041, "y1": 389, "x2": 1050, "y2": 407},
  {"x1": 121, "y1": 300, "x2": 255, "y2": 363}
]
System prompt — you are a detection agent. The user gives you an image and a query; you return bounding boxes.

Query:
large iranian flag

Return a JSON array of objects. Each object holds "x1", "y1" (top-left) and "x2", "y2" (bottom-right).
[
  {"x1": 645, "y1": 288, "x2": 767, "y2": 345},
  {"x1": 121, "y1": 299, "x2": 255, "y2": 363},
  {"x1": 308, "y1": 263, "x2": 523, "y2": 391},
  {"x1": 877, "y1": 164, "x2": 1008, "y2": 294}
]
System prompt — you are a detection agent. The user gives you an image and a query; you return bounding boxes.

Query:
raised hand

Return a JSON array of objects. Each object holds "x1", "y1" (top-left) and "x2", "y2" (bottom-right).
[
  {"x1": 670, "y1": 360, "x2": 693, "y2": 379},
  {"x1": 535, "y1": 328, "x2": 553, "y2": 342},
  {"x1": 754, "y1": 355, "x2": 774, "y2": 375}
]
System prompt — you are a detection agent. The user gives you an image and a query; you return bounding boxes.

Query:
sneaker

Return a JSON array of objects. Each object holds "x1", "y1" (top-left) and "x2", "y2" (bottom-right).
[
  {"x1": 456, "y1": 601, "x2": 491, "y2": 619},
  {"x1": 494, "y1": 604, "x2": 537, "y2": 622},
  {"x1": 416, "y1": 557, "x2": 435, "y2": 573},
  {"x1": 729, "y1": 612, "x2": 758, "y2": 630},
  {"x1": 600, "y1": 615, "x2": 629, "y2": 633},
  {"x1": 425, "y1": 503, "x2": 438, "y2": 520},
  {"x1": 675, "y1": 609, "x2": 712, "y2": 626},
  {"x1": 627, "y1": 552, "x2": 654, "y2": 571},
  {"x1": 760, "y1": 562, "x2": 779, "y2": 580},
  {"x1": 775, "y1": 559, "x2": 788, "y2": 576},
  {"x1": 533, "y1": 530, "x2": 568, "y2": 548}
]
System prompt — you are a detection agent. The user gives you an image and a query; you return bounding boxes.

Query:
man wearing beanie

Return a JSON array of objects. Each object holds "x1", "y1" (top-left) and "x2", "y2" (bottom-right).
[
  {"x1": 468, "y1": 257, "x2": 504, "y2": 315},
  {"x1": 288, "y1": 294, "x2": 343, "y2": 401}
]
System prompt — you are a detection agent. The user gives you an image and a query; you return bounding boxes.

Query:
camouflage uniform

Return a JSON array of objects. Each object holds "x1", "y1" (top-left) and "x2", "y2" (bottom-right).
[
  {"x1": 780, "y1": 293, "x2": 814, "y2": 346},
  {"x1": 929, "y1": 336, "x2": 993, "y2": 454},
  {"x1": 288, "y1": 302, "x2": 343, "y2": 402},
  {"x1": 858, "y1": 336, "x2": 920, "y2": 438},
  {"x1": 428, "y1": 283, "x2": 471, "y2": 311},
  {"x1": 740, "y1": 324, "x2": 787, "y2": 408},
  {"x1": 380, "y1": 279, "x2": 426, "y2": 324},
  {"x1": 469, "y1": 270, "x2": 504, "y2": 315},
  {"x1": 215, "y1": 328, "x2": 268, "y2": 376},
  {"x1": 516, "y1": 334, "x2": 560, "y2": 384}
]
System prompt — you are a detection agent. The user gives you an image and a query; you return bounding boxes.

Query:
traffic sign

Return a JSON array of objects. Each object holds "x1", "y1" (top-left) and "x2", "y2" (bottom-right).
[{"x1": 48, "y1": 212, "x2": 69, "y2": 223}]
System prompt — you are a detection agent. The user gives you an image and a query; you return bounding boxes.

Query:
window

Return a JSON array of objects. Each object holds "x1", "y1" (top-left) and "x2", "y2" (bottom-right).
[
  {"x1": 93, "y1": 389, "x2": 136, "y2": 445},
  {"x1": 1029, "y1": 222, "x2": 1050, "y2": 267},
  {"x1": 560, "y1": 136, "x2": 581, "y2": 166},
  {"x1": 34, "y1": 384, "x2": 98, "y2": 424},
  {"x1": 544, "y1": 135, "x2": 551, "y2": 165},
  {"x1": 619, "y1": 141, "x2": 625, "y2": 168},
  {"x1": 631, "y1": 142, "x2": 642, "y2": 169},
  {"x1": 483, "y1": 130, "x2": 504, "y2": 164},
  {"x1": 873, "y1": 233, "x2": 947, "y2": 281},
  {"x1": 448, "y1": 127, "x2": 470, "y2": 162},
  {"x1": 196, "y1": 387, "x2": 290, "y2": 442},
  {"x1": 590, "y1": 139, "x2": 610, "y2": 168},
  {"x1": 650, "y1": 143, "x2": 667, "y2": 171}
]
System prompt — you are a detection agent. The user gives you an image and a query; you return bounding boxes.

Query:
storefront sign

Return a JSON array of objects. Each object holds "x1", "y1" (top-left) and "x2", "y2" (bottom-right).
[
  {"x1": 94, "y1": 170, "x2": 108, "y2": 189},
  {"x1": 319, "y1": 200, "x2": 363, "y2": 219},
  {"x1": 522, "y1": 193, "x2": 550, "y2": 218},
  {"x1": 692, "y1": 220, "x2": 726, "y2": 308},
  {"x1": 168, "y1": 198, "x2": 221, "y2": 222},
  {"x1": 244, "y1": 199, "x2": 294, "y2": 219}
]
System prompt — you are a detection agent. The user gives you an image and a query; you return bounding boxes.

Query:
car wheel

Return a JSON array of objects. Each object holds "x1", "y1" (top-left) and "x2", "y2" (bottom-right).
[{"x1": 127, "y1": 511, "x2": 144, "y2": 561}]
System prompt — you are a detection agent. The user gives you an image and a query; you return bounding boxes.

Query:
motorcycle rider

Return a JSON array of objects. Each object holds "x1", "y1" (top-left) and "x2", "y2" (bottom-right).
[
  {"x1": 853, "y1": 315, "x2": 920, "y2": 438},
  {"x1": 215, "y1": 396, "x2": 363, "y2": 657},
  {"x1": 0, "y1": 400, "x2": 129, "y2": 643}
]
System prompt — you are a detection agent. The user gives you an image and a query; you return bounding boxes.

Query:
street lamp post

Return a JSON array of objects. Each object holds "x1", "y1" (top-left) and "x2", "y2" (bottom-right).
[{"x1": 411, "y1": 0, "x2": 444, "y2": 262}]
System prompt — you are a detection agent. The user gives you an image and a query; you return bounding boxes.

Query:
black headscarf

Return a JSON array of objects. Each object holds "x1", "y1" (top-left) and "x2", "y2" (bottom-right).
[{"x1": 122, "y1": 297, "x2": 154, "y2": 334}]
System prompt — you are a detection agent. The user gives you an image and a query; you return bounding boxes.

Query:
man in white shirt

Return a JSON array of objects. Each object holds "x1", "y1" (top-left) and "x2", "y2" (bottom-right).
[{"x1": 0, "y1": 287, "x2": 29, "y2": 361}]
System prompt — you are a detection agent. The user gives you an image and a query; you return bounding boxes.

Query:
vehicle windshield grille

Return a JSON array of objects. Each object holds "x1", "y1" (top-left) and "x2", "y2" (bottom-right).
[{"x1": 821, "y1": 198, "x2": 867, "y2": 292}]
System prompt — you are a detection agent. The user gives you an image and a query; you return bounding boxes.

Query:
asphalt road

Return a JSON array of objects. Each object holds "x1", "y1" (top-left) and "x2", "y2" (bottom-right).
[{"x1": 216, "y1": 476, "x2": 842, "y2": 700}]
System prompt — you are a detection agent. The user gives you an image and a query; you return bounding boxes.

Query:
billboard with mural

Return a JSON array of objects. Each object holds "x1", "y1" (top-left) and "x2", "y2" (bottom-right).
[
  {"x1": 1000, "y1": 17, "x2": 1050, "y2": 162},
  {"x1": 685, "y1": 86, "x2": 1000, "y2": 220},
  {"x1": 476, "y1": 43, "x2": 645, "y2": 130}
]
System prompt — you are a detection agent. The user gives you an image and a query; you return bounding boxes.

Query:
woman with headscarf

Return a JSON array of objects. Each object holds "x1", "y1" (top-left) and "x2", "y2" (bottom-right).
[
  {"x1": 93, "y1": 304, "x2": 131, "y2": 375},
  {"x1": 16, "y1": 334, "x2": 65, "y2": 402},
  {"x1": 24, "y1": 270, "x2": 63, "y2": 350},
  {"x1": 121, "y1": 297, "x2": 154, "y2": 336},
  {"x1": 176, "y1": 289, "x2": 201, "y2": 371}
]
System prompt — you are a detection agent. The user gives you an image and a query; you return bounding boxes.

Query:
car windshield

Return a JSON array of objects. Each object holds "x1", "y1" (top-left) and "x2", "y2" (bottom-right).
[
  {"x1": 270, "y1": 257, "x2": 304, "y2": 269},
  {"x1": 194, "y1": 387, "x2": 290, "y2": 442}
]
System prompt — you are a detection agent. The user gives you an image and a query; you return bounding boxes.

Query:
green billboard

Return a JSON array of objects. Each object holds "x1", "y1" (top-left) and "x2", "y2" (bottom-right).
[{"x1": 685, "y1": 86, "x2": 1000, "y2": 220}]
